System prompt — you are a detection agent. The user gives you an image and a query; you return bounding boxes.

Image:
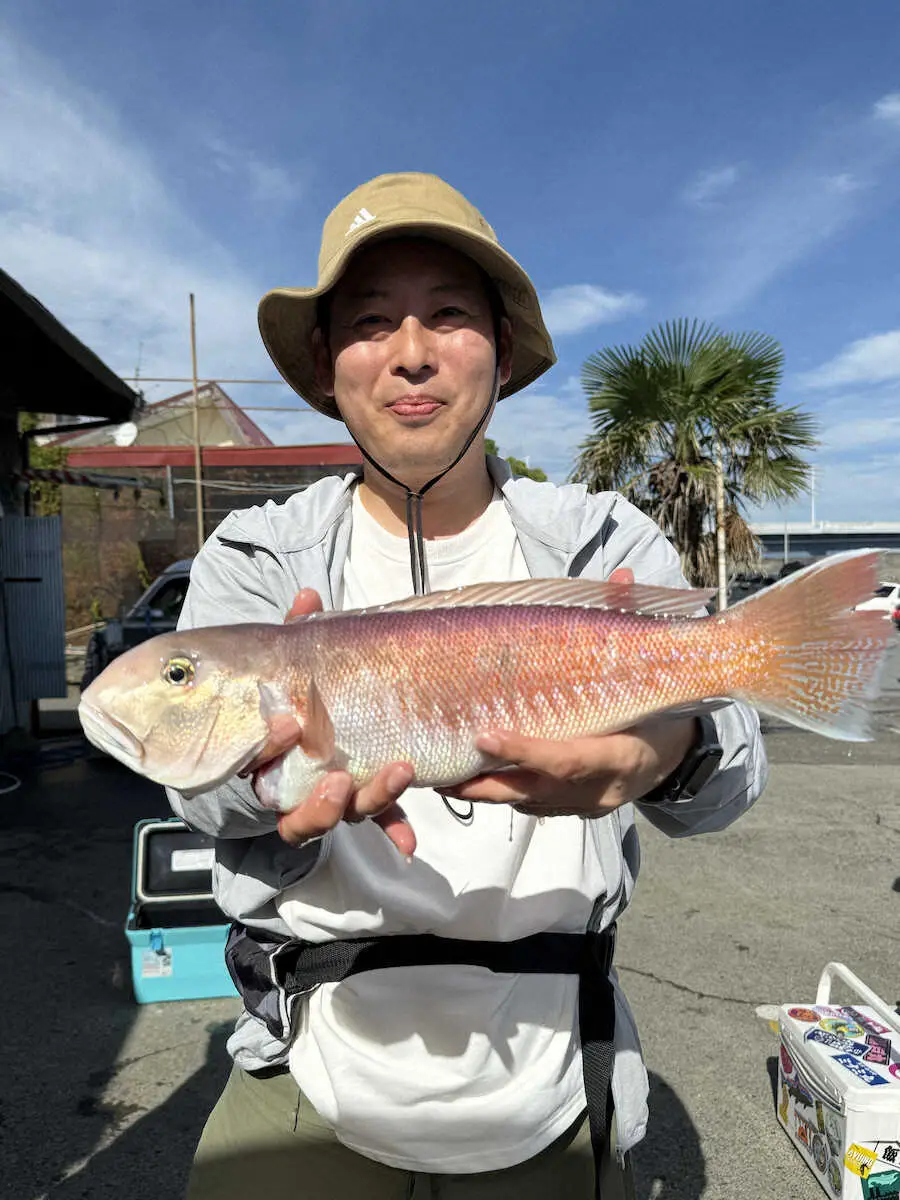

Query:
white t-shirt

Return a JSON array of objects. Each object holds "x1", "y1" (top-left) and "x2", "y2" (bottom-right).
[{"x1": 278, "y1": 487, "x2": 611, "y2": 1172}]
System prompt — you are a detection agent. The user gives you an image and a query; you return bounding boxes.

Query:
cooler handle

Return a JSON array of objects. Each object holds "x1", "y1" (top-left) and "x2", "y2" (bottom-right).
[{"x1": 815, "y1": 962, "x2": 900, "y2": 1036}]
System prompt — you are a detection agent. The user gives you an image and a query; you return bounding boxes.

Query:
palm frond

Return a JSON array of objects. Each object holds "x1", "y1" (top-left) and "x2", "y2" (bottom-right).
[{"x1": 574, "y1": 319, "x2": 814, "y2": 582}]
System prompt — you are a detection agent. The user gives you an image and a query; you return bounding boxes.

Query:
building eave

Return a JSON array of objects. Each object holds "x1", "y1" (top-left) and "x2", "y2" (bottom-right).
[{"x1": 0, "y1": 268, "x2": 140, "y2": 422}]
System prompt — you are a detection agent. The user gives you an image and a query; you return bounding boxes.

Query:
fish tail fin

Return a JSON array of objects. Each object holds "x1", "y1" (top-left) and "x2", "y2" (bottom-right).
[{"x1": 725, "y1": 550, "x2": 890, "y2": 741}]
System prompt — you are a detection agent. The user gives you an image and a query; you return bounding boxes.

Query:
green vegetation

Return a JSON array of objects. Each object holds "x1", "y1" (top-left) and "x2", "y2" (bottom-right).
[
  {"x1": 485, "y1": 437, "x2": 548, "y2": 483},
  {"x1": 571, "y1": 319, "x2": 817, "y2": 588},
  {"x1": 17, "y1": 412, "x2": 68, "y2": 516}
]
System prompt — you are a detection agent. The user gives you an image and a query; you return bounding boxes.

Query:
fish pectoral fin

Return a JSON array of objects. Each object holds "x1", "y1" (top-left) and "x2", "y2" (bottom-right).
[
  {"x1": 344, "y1": 578, "x2": 715, "y2": 618},
  {"x1": 258, "y1": 680, "x2": 297, "y2": 722},
  {"x1": 258, "y1": 678, "x2": 337, "y2": 766},
  {"x1": 301, "y1": 678, "x2": 336, "y2": 762}
]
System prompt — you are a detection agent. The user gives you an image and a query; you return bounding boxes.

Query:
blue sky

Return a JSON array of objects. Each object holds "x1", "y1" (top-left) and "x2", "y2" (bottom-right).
[{"x1": 2, "y1": 0, "x2": 900, "y2": 522}]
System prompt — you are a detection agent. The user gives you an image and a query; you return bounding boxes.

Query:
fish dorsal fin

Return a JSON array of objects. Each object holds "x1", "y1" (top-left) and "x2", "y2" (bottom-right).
[{"x1": 344, "y1": 578, "x2": 714, "y2": 619}]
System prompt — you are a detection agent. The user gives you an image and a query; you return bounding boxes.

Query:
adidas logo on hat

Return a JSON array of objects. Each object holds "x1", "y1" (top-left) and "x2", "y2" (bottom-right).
[{"x1": 346, "y1": 207, "x2": 376, "y2": 236}]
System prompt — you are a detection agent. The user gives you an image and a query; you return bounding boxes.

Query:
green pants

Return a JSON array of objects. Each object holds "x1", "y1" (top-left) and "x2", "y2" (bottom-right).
[{"x1": 187, "y1": 1065, "x2": 636, "y2": 1200}]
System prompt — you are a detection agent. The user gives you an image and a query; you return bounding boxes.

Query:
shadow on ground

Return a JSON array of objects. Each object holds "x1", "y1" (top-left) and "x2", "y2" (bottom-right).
[
  {"x1": 632, "y1": 1073, "x2": 706, "y2": 1200},
  {"x1": 0, "y1": 735, "x2": 229, "y2": 1200},
  {"x1": 36, "y1": 1023, "x2": 232, "y2": 1200},
  {"x1": 3, "y1": 729, "x2": 708, "y2": 1200}
]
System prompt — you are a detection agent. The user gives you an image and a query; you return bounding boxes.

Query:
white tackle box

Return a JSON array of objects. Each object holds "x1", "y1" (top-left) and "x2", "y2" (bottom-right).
[{"x1": 777, "y1": 963, "x2": 900, "y2": 1199}]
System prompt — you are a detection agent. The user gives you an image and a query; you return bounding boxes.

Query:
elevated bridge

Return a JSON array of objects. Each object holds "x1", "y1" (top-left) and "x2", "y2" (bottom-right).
[{"x1": 750, "y1": 522, "x2": 900, "y2": 559}]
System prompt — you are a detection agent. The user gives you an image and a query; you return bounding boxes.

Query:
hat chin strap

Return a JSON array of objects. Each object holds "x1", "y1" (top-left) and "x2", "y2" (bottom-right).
[
  {"x1": 341, "y1": 361, "x2": 501, "y2": 829},
  {"x1": 342, "y1": 359, "x2": 501, "y2": 597}
]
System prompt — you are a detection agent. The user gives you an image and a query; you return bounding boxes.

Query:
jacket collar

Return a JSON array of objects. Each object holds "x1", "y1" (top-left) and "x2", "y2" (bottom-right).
[{"x1": 221, "y1": 456, "x2": 615, "y2": 564}]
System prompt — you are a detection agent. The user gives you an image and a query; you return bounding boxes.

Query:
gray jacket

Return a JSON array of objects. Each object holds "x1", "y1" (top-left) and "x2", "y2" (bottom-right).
[{"x1": 167, "y1": 457, "x2": 767, "y2": 1154}]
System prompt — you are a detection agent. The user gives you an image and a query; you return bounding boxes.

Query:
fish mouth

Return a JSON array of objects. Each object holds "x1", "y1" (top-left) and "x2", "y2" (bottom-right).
[{"x1": 78, "y1": 702, "x2": 145, "y2": 768}]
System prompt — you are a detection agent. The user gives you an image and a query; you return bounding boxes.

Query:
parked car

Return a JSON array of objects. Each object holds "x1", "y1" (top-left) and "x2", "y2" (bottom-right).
[
  {"x1": 80, "y1": 559, "x2": 194, "y2": 690},
  {"x1": 727, "y1": 571, "x2": 775, "y2": 606},
  {"x1": 854, "y1": 581, "x2": 900, "y2": 619}
]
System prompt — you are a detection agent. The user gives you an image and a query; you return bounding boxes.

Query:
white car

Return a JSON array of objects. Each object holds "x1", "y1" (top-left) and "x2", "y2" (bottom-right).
[{"x1": 854, "y1": 581, "x2": 900, "y2": 618}]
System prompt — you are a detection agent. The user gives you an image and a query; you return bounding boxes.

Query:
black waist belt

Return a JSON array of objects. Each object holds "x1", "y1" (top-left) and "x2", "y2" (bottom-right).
[{"x1": 225, "y1": 922, "x2": 617, "y2": 1198}]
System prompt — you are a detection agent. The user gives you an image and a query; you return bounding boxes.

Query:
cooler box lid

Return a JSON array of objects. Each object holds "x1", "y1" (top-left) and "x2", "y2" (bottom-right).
[
  {"x1": 778, "y1": 963, "x2": 900, "y2": 1115},
  {"x1": 131, "y1": 816, "x2": 217, "y2": 905}
]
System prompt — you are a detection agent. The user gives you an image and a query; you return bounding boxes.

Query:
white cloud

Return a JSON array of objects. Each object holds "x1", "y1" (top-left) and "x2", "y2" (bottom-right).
[
  {"x1": 0, "y1": 29, "x2": 605, "y2": 470},
  {"x1": 487, "y1": 376, "x2": 591, "y2": 482},
  {"x1": 873, "y1": 93, "x2": 900, "y2": 125},
  {"x1": 682, "y1": 164, "x2": 740, "y2": 207},
  {"x1": 683, "y1": 97, "x2": 900, "y2": 315},
  {"x1": 202, "y1": 132, "x2": 302, "y2": 208},
  {"x1": 255, "y1": 406, "x2": 358, "y2": 447},
  {"x1": 825, "y1": 172, "x2": 864, "y2": 194},
  {"x1": 0, "y1": 25, "x2": 305, "y2": 415},
  {"x1": 750, "y1": 373, "x2": 900, "y2": 520},
  {"x1": 540, "y1": 284, "x2": 644, "y2": 338},
  {"x1": 818, "y1": 413, "x2": 900, "y2": 453},
  {"x1": 816, "y1": 454, "x2": 900, "y2": 520},
  {"x1": 798, "y1": 331, "x2": 900, "y2": 389},
  {"x1": 749, "y1": 448, "x2": 900, "y2": 523},
  {"x1": 688, "y1": 171, "x2": 861, "y2": 315}
]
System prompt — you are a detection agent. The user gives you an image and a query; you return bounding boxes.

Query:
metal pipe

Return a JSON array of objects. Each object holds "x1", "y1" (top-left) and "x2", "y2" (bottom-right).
[
  {"x1": 165, "y1": 464, "x2": 175, "y2": 521},
  {"x1": 20, "y1": 417, "x2": 119, "y2": 471},
  {"x1": 189, "y1": 295, "x2": 204, "y2": 552}
]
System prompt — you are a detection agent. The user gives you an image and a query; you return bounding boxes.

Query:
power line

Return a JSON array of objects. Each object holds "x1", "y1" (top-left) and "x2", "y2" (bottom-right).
[
  {"x1": 171, "y1": 477, "x2": 311, "y2": 493},
  {"x1": 120, "y1": 376, "x2": 287, "y2": 384}
]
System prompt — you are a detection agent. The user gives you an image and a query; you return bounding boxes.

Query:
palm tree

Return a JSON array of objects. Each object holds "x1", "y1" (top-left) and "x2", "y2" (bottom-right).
[{"x1": 571, "y1": 319, "x2": 818, "y2": 600}]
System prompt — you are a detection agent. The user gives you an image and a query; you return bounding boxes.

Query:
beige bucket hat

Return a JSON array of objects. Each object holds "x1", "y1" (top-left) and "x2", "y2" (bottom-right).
[{"x1": 258, "y1": 172, "x2": 557, "y2": 420}]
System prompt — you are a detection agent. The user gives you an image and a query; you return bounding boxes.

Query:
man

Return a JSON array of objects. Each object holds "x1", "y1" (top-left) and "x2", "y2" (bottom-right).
[{"x1": 169, "y1": 172, "x2": 767, "y2": 1199}]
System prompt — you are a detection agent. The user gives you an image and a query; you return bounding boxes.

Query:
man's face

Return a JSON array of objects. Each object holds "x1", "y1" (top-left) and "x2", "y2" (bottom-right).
[{"x1": 314, "y1": 238, "x2": 512, "y2": 485}]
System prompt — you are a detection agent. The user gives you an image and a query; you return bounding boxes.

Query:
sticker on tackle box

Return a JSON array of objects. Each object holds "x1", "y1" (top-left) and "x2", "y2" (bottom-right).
[
  {"x1": 807, "y1": 1028, "x2": 870, "y2": 1057},
  {"x1": 832, "y1": 1054, "x2": 891, "y2": 1087},
  {"x1": 866, "y1": 1037, "x2": 893, "y2": 1067},
  {"x1": 141, "y1": 949, "x2": 173, "y2": 978},
  {"x1": 777, "y1": 964, "x2": 900, "y2": 1200},
  {"x1": 861, "y1": 1167, "x2": 900, "y2": 1198},
  {"x1": 845, "y1": 1143, "x2": 878, "y2": 1178}
]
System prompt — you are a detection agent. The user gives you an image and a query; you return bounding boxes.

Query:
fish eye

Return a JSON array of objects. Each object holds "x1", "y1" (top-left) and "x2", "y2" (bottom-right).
[{"x1": 162, "y1": 656, "x2": 195, "y2": 687}]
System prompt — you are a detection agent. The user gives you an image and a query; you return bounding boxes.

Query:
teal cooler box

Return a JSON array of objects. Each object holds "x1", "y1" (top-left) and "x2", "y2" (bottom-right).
[{"x1": 126, "y1": 817, "x2": 238, "y2": 1003}]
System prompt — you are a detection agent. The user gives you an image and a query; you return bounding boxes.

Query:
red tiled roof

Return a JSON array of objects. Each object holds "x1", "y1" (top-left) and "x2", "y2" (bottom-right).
[{"x1": 65, "y1": 443, "x2": 362, "y2": 468}]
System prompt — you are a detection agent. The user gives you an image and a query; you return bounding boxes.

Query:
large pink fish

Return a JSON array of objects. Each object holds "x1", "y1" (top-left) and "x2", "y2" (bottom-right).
[{"x1": 78, "y1": 550, "x2": 889, "y2": 810}]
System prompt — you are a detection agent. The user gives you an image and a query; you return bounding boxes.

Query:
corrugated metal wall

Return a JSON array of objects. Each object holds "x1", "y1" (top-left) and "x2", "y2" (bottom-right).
[{"x1": 0, "y1": 516, "x2": 66, "y2": 733}]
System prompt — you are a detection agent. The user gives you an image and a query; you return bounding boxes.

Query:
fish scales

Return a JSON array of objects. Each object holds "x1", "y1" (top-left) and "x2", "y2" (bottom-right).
[
  {"x1": 299, "y1": 604, "x2": 768, "y2": 787},
  {"x1": 76, "y1": 551, "x2": 891, "y2": 809}
]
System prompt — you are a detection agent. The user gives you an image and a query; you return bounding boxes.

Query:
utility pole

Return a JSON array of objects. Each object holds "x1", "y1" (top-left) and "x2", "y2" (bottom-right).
[
  {"x1": 189, "y1": 294, "x2": 204, "y2": 552},
  {"x1": 810, "y1": 465, "x2": 816, "y2": 527}
]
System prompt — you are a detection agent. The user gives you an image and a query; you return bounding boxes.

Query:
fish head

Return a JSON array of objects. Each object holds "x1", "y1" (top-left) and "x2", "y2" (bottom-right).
[{"x1": 79, "y1": 629, "x2": 273, "y2": 793}]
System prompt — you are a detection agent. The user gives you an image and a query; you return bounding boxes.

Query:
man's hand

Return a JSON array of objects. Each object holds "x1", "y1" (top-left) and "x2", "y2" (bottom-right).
[
  {"x1": 437, "y1": 718, "x2": 697, "y2": 818},
  {"x1": 275, "y1": 763, "x2": 416, "y2": 857},
  {"x1": 437, "y1": 567, "x2": 697, "y2": 820},
  {"x1": 251, "y1": 588, "x2": 417, "y2": 857}
]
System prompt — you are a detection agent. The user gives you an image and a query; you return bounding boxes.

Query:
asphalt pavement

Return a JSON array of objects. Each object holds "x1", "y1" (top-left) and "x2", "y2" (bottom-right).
[{"x1": 1, "y1": 633, "x2": 898, "y2": 1200}]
